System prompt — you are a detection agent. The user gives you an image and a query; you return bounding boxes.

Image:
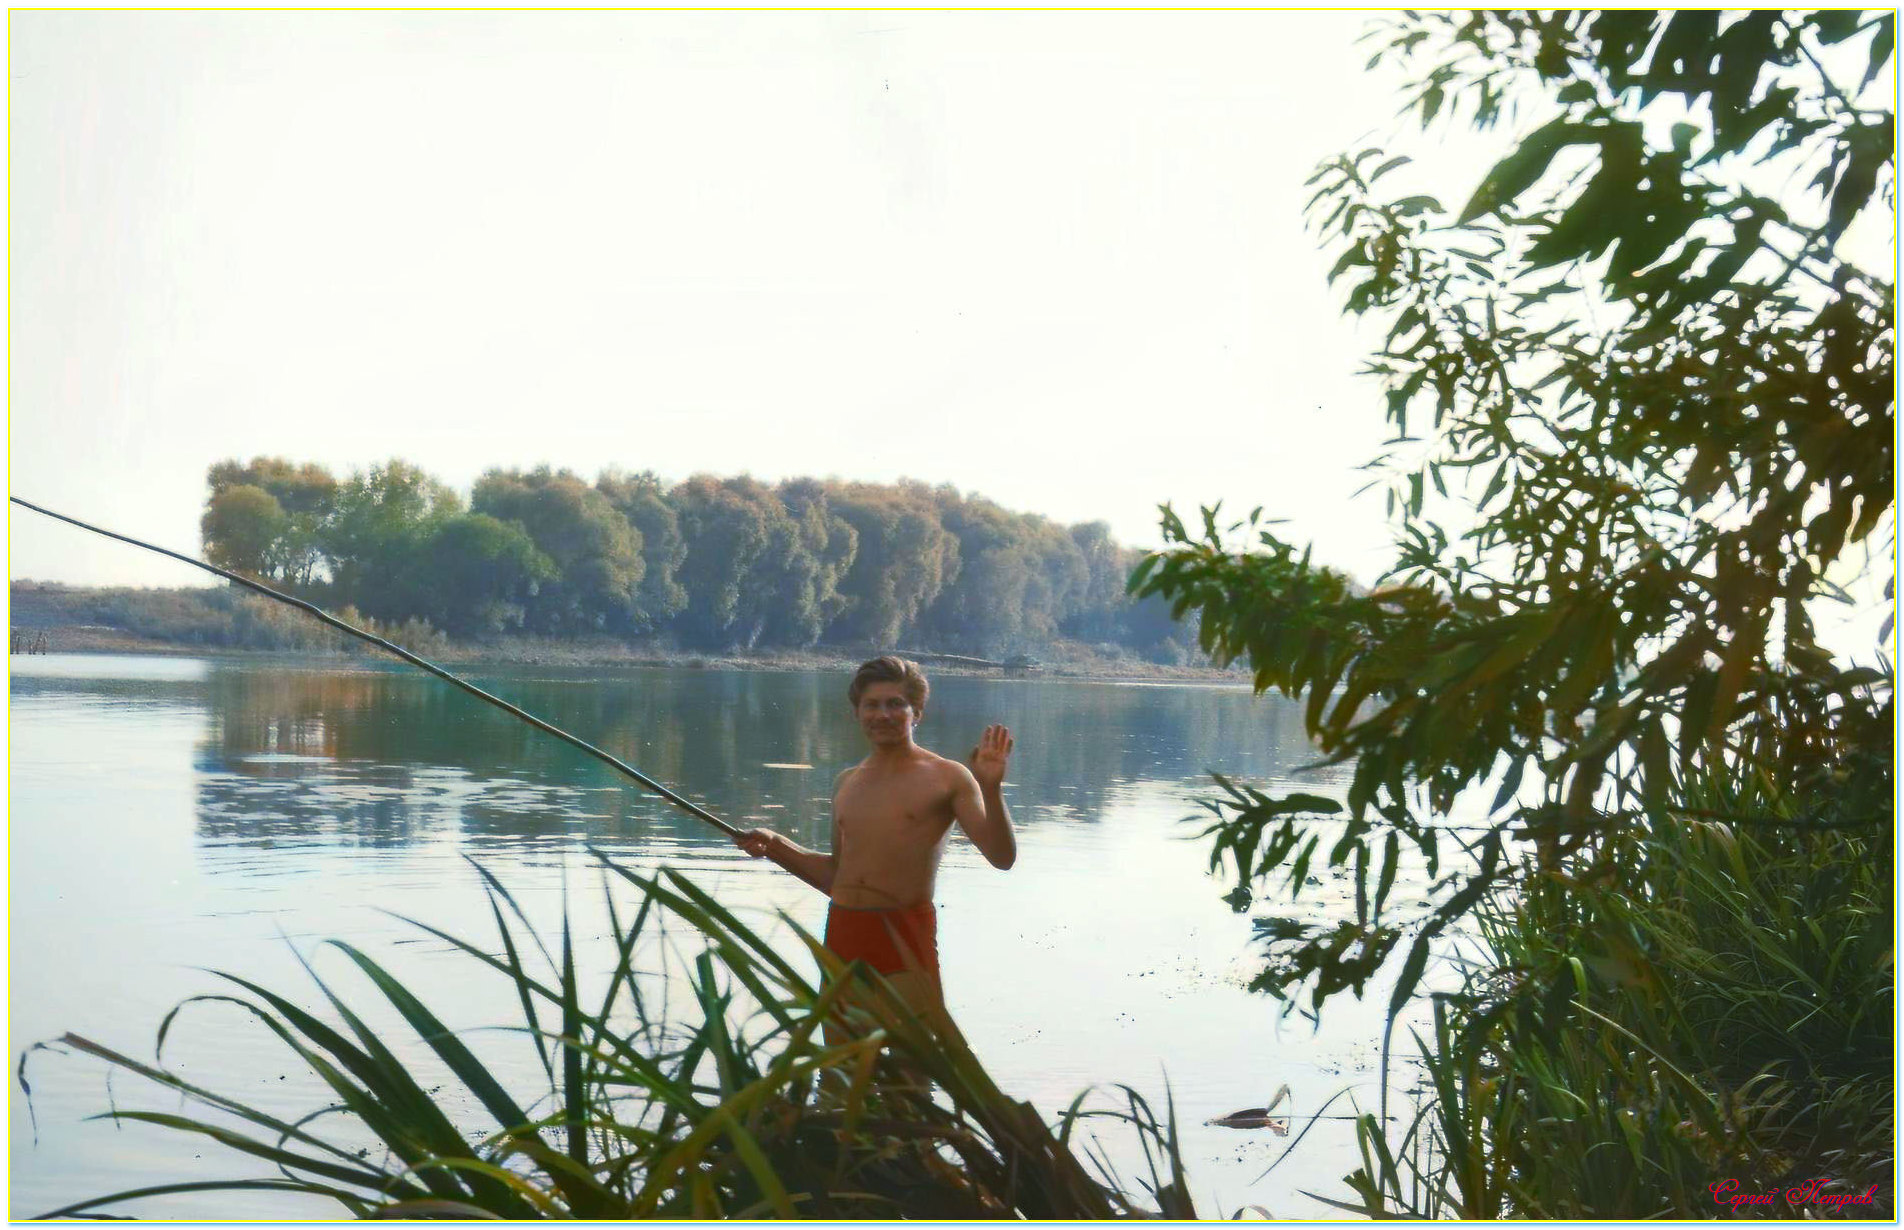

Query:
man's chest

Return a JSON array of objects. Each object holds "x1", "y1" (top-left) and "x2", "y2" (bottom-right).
[{"x1": 836, "y1": 772, "x2": 951, "y2": 839}]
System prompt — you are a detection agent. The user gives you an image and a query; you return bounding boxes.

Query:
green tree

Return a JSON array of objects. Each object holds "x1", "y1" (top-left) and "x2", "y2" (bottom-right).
[
  {"x1": 472, "y1": 467, "x2": 645, "y2": 634},
  {"x1": 1134, "y1": 9, "x2": 1893, "y2": 1017},
  {"x1": 322, "y1": 460, "x2": 463, "y2": 621},
  {"x1": 1063, "y1": 522, "x2": 1130, "y2": 642},
  {"x1": 708, "y1": 476, "x2": 807, "y2": 650},
  {"x1": 208, "y1": 457, "x2": 339, "y2": 589},
  {"x1": 208, "y1": 457, "x2": 339, "y2": 516},
  {"x1": 1022, "y1": 519, "x2": 1090, "y2": 643},
  {"x1": 419, "y1": 514, "x2": 559, "y2": 636},
  {"x1": 596, "y1": 469, "x2": 689, "y2": 631},
  {"x1": 920, "y1": 490, "x2": 1045, "y2": 653},
  {"x1": 668, "y1": 475, "x2": 777, "y2": 649},
  {"x1": 757, "y1": 478, "x2": 859, "y2": 648},
  {"x1": 915, "y1": 491, "x2": 1093, "y2": 653},
  {"x1": 200, "y1": 484, "x2": 288, "y2": 579},
  {"x1": 828, "y1": 482, "x2": 961, "y2": 649},
  {"x1": 1115, "y1": 563, "x2": 1203, "y2": 665}
]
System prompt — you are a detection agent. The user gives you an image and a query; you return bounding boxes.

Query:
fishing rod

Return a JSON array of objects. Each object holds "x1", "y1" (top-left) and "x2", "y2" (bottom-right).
[{"x1": 9, "y1": 495, "x2": 741, "y2": 839}]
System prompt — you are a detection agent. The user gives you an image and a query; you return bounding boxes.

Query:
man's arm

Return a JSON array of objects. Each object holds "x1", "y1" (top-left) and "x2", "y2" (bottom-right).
[
  {"x1": 736, "y1": 828, "x2": 835, "y2": 895},
  {"x1": 951, "y1": 724, "x2": 1016, "y2": 870},
  {"x1": 733, "y1": 770, "x2": 847, "y2": 896}
]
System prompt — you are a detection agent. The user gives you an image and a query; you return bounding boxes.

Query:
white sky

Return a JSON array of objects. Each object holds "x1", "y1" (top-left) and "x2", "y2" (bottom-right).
[
  {"x1": 8, "y1": 10, "x2": 1509, "y2": 590},
  {"x1": 5, "y1": 10, "x2": 1891, "y2": 661}
]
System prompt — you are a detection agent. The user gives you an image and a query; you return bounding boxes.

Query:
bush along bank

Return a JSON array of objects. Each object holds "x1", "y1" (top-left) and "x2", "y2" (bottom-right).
[
  {"x1": 1329, "y1": 760, "x2": 1892, "y2": 1219},
  {"x1": 10, "y1": 581, "x2": 1240, "y2": 681}
]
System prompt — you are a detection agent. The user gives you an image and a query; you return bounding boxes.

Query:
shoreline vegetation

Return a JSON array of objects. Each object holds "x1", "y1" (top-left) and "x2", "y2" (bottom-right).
[
  {"x1": 9, "y1": 581, "x2": 1246, "y2": 684},
  {"x1": 1127, "y1": 9, "x2": 1892, "y2": 1218},
  {"x1": 184, "y1": 461, "x2": 1211, "y2": 667},
  {"x1": 15, "y1": 460, "x2": 1221, "y2": 682}
]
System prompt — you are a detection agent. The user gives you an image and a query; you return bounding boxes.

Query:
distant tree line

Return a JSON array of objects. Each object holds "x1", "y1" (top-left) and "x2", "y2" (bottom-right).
[{"x1": 198, "y1": 458, "x2": 1199, "y2": 661}]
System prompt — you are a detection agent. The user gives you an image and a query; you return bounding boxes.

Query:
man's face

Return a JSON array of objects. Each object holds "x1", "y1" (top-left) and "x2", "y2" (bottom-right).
[{"x1": 855, "y1": 681, "x2": 920, "y2": 746}]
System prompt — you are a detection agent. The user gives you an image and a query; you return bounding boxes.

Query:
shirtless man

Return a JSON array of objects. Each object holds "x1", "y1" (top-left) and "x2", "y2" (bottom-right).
[{"x1": 732, "y1": 655, "x2": 1016, "y2": 1024}]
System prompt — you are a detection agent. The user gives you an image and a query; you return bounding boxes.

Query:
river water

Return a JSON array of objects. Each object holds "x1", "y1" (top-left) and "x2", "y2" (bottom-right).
[{"x1": 10, "y1": 653, "x2": 1429, "y2": 1218}]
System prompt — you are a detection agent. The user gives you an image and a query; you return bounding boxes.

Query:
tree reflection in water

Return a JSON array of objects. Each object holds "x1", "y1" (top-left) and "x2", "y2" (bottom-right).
[{"x1": 188, "y1": 661, "x2": 1347, "y2": 863}]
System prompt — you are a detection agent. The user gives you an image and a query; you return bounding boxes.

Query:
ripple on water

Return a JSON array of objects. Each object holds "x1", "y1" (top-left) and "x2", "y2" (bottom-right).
[{"x1": 14, "y1": 658, "x2": 1435, "y2": 1220}]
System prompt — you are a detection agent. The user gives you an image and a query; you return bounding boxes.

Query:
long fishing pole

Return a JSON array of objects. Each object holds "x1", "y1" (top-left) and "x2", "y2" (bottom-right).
[{"x1": 9, "y1": 495, "x2": 741, "y2": 838}]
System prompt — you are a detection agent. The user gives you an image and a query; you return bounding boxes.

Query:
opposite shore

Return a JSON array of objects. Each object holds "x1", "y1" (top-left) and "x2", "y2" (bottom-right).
[{"x1": 12, "y1": 613, "x2": 1247, "y2": 686}]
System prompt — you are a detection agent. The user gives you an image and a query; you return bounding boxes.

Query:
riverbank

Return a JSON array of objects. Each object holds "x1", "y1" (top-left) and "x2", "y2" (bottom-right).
[
  {"x1": 10, "y1": 621, "x2": 1247, "y2": 685},
  {"x1": 12, "y1": 580, "x2": 1235, "y2": 684}
]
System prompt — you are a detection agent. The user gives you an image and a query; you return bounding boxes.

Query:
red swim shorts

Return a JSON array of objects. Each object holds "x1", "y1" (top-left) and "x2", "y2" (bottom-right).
[{"x1": 824, "y1": 900, "x2": 940, "y2": 984}]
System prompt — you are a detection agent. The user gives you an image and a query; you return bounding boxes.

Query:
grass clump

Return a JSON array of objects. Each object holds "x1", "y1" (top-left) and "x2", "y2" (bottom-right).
[
  {"x1": 26, "y1": 856, "x2": 1193, "y2": 1219},
  {"x1": 1323, "y1": 765, "x2": 1892, "y2": 1219}
]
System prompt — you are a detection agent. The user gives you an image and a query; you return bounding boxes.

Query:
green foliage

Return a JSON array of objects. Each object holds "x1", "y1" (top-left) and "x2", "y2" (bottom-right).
[
  {"x1": 200, "y1": 485, "x2": 288, "y2": 579},
  {"x1": 1326, "y1": 766, "x2": 1891, "y2": 1218},
  {"x1": 28, "y1": 859, "x2": 1196, "y2": 1219},
  {"x1": 208, "y1": 457, "x2": 339, "y2": 517},
  {"x1": 472, "y1": 467, "x2": 646, "y2": 634},
  {"x1": 418, "y1": 514, "x2": 559, "y2": 636},
  {"x1": 669, "y1": 475, "x2": 782, "y2": 650},
  {"x1": 921, "y1": 495, "x2": 1036, "y2": 651},
  {"x1": 329, "y1": 605, "x2": 451, "y2": 658},
  {"x1": 321, "y1": 460, "x2": 463, "y2": 622},
  {"x1": 760, "y1": 479, "x2": 859, "y2": 649},
  {"x1": 1133, "y1": 8, "x2": 1894, "y2": 1018},
  {"x1": 206, "y1": 458, "x2": 340, "y2": 591},
  {"x1": 828, "y1": 481, "x2": 963, "y2": 649},
  {"x1": 596, "y1": 469, "x2": 689, "y2": 630},
  {"x1": 1063, "y1": 522, "x2": 1132, "y2": 640},
  {"x1": 921, "y1": 489, "x2": 1092, "y2": 654},
  {"x1": 192, "y1": 458, "x2": 1202, "y2": 661},
  {"x1": 8, "y1": 582, "x2": 363, "y2": 652}
]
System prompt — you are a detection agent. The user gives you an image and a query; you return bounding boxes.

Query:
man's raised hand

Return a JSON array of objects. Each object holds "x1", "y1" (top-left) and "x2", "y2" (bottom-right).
[{"x1": 968, "y1": 724, "x2": 1014, "y2": 790}]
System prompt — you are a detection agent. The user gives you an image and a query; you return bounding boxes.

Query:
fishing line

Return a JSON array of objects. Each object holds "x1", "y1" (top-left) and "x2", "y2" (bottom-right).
[{"x1": 10, "y1": 495, "x2": 741, "y2": 838}]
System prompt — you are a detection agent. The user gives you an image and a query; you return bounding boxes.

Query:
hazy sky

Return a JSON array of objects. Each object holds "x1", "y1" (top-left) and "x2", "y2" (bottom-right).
[{"x1": 9, "y1": 10, "x2": 1517, "y2": 589}]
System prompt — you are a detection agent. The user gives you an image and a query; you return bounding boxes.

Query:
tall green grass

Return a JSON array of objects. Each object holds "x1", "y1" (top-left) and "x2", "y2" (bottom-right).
[
  {"x1": 1320, "y1": 768, "x2": 1893, "y2": 1219},
  {"x1": 28, "y1": 857, "x2": 1195, "y2": 1219}
]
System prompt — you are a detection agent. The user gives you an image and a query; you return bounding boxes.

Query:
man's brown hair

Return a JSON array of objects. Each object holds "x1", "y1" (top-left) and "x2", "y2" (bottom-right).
[{"x1": 848, "y1": 655, "x2": 929, "y2": 711}]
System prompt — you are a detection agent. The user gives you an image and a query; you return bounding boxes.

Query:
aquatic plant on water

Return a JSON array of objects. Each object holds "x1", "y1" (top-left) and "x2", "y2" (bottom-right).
[{"x1": 25, "y1": 855, "x2": 1196, "y2": 1219}]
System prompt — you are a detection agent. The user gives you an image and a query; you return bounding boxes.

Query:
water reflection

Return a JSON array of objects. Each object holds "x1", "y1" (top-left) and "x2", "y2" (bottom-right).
[
  {"x1": 183, "y1": 664, "x2": 1347, "y2": 861},
  {"x1": 11, "y1": 653, "x2": 1394, "y2": 1220}
]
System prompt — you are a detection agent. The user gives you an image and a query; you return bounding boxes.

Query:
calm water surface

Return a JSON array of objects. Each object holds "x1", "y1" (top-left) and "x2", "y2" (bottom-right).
[{"x1": 10, "y1": 653, "x2": 1423, "y2": 1218}]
